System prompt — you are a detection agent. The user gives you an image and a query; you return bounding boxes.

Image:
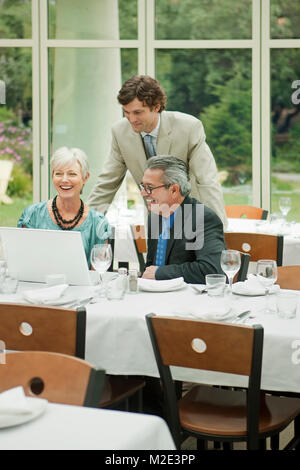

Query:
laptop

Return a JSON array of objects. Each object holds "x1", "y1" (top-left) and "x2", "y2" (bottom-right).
[{"x1": 0, "y1": 227, "x2": 96, "y2": 286}]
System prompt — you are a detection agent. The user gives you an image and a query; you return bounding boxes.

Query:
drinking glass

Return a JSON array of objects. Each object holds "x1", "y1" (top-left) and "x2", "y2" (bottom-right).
[
  {"x1": 220, "y1": 249, "x2": 241, "y2": 292},
  {"x1": 279, "y1": 197, "x2": 291, "y2": 220},
  {"x1": 256, "y1": 259, "x2": 278, "y2": 314},
  {"x1": 90, "y1": 244, "x2": 113, "y2": 299}
]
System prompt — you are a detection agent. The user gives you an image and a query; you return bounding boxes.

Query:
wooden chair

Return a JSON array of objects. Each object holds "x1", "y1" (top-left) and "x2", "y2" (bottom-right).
[
  {"x1": 235, "y1": 252, "x2": 250, "y2": 282},
  {"x1": 0, "y1": 303, "x2": 145, "y2": 412},
  {"x1": 146, "y1": 314, "x2": 300, "y2": 450},
  {"x1": 0, "y1": 351, "x2": 105, "y2": 408},
  {"x1": 130, "y1": 224, "x2": 147, "y2": 274},
  {"x1": 225, "y1": 205, "x2": 268, "y2": 220},
  {"x1": 276, "y1": 266, "x2": 300, "y2": 290},
  {"x1": 225, "y1": 232, "x2": 284, "y2": 266},
  {"x1": 0, "y1": 303, "x2": 86, "y2": 358},
  {"x1": 107, "y1": 225, "x2": 115, "y2": 272}
]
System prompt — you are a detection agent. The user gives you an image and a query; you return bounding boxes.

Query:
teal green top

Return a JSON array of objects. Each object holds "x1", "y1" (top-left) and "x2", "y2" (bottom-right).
[{"x1": 17, "y1": 201, "x2": 111, "y2": 267}]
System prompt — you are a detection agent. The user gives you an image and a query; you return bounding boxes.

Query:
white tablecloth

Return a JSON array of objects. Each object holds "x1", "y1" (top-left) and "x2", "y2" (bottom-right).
[
  {"x1": 227, "y1": 218, "x2": 300, "y2": 266},
  {"x1": 0, "y1": 402, "x2": 175, "y2": 450},
  {"x1": 2, "y1": 283, "x2": 300, "y2": 394}
]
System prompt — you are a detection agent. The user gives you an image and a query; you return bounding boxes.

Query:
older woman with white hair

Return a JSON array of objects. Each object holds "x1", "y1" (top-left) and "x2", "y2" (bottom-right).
[{"x1": 18, "y1": 146, "x2": 111, "y2": 265}]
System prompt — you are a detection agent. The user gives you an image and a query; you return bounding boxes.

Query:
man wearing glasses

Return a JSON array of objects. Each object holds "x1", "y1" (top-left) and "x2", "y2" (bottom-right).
[
  {"x1": 87, "y1": 75, "x2": 226, "y2": 227},
  {"x1": 140, "y1": 155, "x2": 225, "y2": 284}
]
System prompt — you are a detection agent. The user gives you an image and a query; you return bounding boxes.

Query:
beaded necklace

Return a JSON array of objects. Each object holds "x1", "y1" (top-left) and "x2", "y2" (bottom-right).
[{"x1": 52, "y1": 196, "x2": 84, "y2": 230}]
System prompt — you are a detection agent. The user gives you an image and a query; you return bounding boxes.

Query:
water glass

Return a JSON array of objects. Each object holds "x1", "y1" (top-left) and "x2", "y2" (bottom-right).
[
  {"x1": 106, "y1": 279, "x2": 125, "y2": 300},
  {"x1": 256, "y1": 259, "x2": 278, "y2": 314},
  {"x1": 279, "y1": 197, "x2": 291, "y2": 220},
  {"x1": 205, "y1": 274, "x2": 226, "y2": 297},
  {"x1": 220, "y1": 249, "x2": 241, "y2": 292},
  {"x1": 0, "y1": 275, "x2": 19, "y2": 294},
  {"x1": 276, "y1": 292, "x2": 298, "y2": 319}
]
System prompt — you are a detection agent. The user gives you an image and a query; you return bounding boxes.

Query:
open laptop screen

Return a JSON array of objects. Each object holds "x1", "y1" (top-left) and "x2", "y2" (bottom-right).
[{"x1": 0, "y1": 227, "x2": 93, "y2": 285}]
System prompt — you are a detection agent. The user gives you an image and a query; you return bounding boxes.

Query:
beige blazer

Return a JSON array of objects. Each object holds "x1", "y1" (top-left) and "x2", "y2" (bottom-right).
[{"x1": 87, "y1": 110, "x2": 227, "y2": 226}]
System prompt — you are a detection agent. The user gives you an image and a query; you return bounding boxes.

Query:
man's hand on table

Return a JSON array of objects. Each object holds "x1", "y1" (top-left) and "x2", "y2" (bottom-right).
[{"x1": 142, "y1": 266, "x2": 158, "y2": 279}]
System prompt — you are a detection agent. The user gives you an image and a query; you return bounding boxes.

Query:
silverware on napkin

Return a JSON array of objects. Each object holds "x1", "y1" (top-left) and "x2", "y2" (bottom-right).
[
  {"x1": 235, "y1": 310, "x2": 252, "y2": 323},
  {"x1": 191, "y1": 285, "x2": 207, "y2": 294}
]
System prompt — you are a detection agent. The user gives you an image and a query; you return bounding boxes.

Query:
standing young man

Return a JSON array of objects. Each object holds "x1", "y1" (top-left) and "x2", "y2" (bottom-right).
[{"x1": 87, "y1": 75, "x2": 226, "y2": 226}]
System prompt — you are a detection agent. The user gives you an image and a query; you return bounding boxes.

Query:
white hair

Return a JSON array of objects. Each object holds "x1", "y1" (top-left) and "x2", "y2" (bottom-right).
[{"x1": 50, "y1": 146, "x2": 89, "y2": 179}]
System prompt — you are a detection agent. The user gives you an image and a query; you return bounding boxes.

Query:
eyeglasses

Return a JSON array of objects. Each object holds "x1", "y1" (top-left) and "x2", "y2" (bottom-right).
[{"x1": 139, "y1": 183, "x2": 170, "y2": 195}]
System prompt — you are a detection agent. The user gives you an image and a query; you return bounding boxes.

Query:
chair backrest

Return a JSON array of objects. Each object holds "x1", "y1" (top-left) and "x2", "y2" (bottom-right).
[
  {"x1": 146, "y1": 314, "x2": 264, "y2": 448},
  {"x1": 0, "y1": 304, "x2": 86, "y2": 359},
  {"x1": 107, "y1": 225, "x2": 115, "y2": 272},
  {"x1": 225, "y1": 205, "x2": 268, "y2": 220},
  {"x1": 276, "y1": 265, "x2": 300, "y2": 290},
  {"x1": 0, "y1": 351, "x2": 105, "y2": 407},
  {"x1": 225, "y1": 232, "x2": 283, "y2": 266},
  {"x1": 130, "y1": 224, "x2": 147, "y2": 273},
  {"x1": 236, "y1": 252, "x2": 250, "y2": 281}
]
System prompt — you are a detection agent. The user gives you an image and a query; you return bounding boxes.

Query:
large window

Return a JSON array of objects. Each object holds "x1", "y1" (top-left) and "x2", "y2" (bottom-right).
[
  {"x1": 0, "y1": 0, "x2": 33, "y2": 227},
  {"x1": 1, "y1": 0, "x2": 300, "y2": 227}
]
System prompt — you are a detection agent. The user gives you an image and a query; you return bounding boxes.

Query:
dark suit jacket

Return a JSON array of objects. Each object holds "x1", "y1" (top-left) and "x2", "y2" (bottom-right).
[{"x1": 145, "y1": 196, "x2": 226, "y2": 284}]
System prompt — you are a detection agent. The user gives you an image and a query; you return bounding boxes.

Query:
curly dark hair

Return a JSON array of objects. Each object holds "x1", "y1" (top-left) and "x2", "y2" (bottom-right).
[{"x1": 117, "y1": 75, "x2": 167, "y2": 112}]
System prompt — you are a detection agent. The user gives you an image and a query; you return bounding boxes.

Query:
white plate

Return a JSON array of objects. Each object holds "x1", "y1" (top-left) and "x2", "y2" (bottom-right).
[
  {"x1": 232, "y1": 290, "x2": 265, "y2": 297},
  {"x1": 138, "y1": 279, "x2": 186, "y2": 292},
  {"x1": 0, "y1": 397, "x2": 47, "y2": 429},
  {"x1": 43, "y1": 293, "x2": 79, "y2": 306}
]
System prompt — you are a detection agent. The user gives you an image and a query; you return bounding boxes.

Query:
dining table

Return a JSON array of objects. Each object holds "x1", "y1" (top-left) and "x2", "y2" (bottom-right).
[
  {"x1": 2, "y1": 279, "x2": 300, "y2": 395},
  {"x1": 0, "y1": 400, "x2": 176, "y2": 450}
]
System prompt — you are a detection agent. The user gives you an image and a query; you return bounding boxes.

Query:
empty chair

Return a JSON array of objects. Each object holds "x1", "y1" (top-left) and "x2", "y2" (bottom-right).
[
  {"x1": 225, "y1": 205, "x2": 268, "y2": 220},
  {"x1": 130, "y1": 224, "x2": 147, "y2": 274},
  {"x1": 0, "y1": 351, "x2": 105, "y2": 407},
  {"x1": 0, "y1": 303, "x2": 145, "y2": 412},
  {"x1": 0, "y1": 303, "x2": 86, "y2": 358},
  {"x1": 224, "y1": 232, "x2": 283, "y2": 266},
  {"x1": 146, "y1": 314, "x2": 300, "y2": 450},
  {"x1": 276, "y1": 266, "x2": 300, "y2": 290}
]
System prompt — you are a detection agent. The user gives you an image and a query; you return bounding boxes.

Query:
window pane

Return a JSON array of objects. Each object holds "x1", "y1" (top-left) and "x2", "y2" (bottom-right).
[
  {"x1": 271, "y1": 0, "x2": 300, "y2": 39},
  {"x1": 0, "y1": 48, "x2": 33, "y2": 227},
  {"x1": 156, "y1": 49, "x2": 252, "y2": 205},
  {"x1": 155, "y1": 0, "x2": 252, "y2": 40},
  {"x1": 0, "y1": 0, "x2": 32, "y2": 39},
  {"x1": 49, "y1": 47, "x2": 137, "y2": 200},
  {"x1": 271, "y1": 49, "x2": 300, "y2": 222},
  {"x1": 48, "y1": 0, "x2": 137, "y2": 40}
]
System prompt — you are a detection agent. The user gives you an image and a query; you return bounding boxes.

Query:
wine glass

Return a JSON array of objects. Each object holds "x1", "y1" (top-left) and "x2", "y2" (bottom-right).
[
  {"x1": 279, "y1": 197, "x2": 291, "y2": 221},
  {"x1": 90, "y1": 244, "x2": 113, "y2": 299},
  {"x1": 220, "y1": 249, "x2": 241, "y2": 293},
  {"x1": 256, "y1": 259, "x2": 278, "y2": 314}
]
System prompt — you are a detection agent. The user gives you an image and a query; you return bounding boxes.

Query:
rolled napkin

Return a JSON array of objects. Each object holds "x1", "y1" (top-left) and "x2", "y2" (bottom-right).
[
  {"x1": 138, "y1": 277, "x2": 185, "y2": 292},
  {"x1": 0, "y1": 387, "x2": 35, "y2": 415},
  {"x1": 232, "y1": 274, "x2": 280, "y2": 296},
  {"x1": 23, "y1": 283, "x2": 69, "y2": 304}
]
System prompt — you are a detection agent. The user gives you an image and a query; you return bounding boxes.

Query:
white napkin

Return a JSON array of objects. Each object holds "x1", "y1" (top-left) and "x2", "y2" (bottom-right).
[
  {"x1": 232, "y1": 274, "x2": 280, "y2": 296},
  {"x1": 138, "y1": 277, "x2": 185, "y2": 292},
  {"x1": 163, "y1": 295, "x2": 234, "y2": 321},
  {"x1": 23, "y1": 284, "x2": 69, "y2": 304},
  {"x1": 0, "y1": 387, "x2": 33, "y2": 415}
]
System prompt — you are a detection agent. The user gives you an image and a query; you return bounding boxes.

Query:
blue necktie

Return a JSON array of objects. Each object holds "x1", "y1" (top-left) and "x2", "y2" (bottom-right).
[
  {"x1": 144, "y1": 134, "x2": 156, "y2": 158},
  {"x1": 155, "y1": 213, "x2": 175, "y2": 266}
]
